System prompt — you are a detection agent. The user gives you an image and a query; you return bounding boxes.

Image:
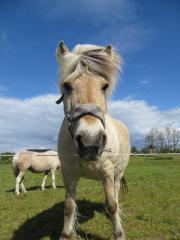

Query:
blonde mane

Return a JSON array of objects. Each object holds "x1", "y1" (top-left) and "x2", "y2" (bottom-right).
[{"x1": 58, "y1": 44, "x2": 123, "y2": 94}]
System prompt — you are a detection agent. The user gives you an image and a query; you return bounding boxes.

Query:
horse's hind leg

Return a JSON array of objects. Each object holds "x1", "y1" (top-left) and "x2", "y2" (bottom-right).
[
  {"x1": 103, "y1": 174, "x2": 125, "y2": 240},
  {"x1": 15, "y1": 171, "x2": 25, "y2": 195},
  {"x1": 51, "y1": 169, "x2": 56, "y2": 189},
  {"x1": 41, "y1": 171, "x2": 49, "y2": 190},
  {"x1": 20, "y1": 176, "x2": 27, "y2": 193},
  {"x1": 60, "y1": 178, "x2": 79, "y2": 240}
]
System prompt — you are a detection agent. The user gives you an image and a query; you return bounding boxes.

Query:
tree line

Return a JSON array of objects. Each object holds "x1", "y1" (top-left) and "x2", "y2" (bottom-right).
[{"x1": 132, "y1": 127, "x2": 180, "y2": 153}]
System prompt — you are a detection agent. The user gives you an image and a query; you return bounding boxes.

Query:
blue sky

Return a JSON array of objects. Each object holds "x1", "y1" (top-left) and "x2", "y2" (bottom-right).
[
  {"x1": 0, "y1": 0, "x2": 179, "y2": 108},
  {"x1": 0, "y1": 0, "x2": 180, "y2": 151}
]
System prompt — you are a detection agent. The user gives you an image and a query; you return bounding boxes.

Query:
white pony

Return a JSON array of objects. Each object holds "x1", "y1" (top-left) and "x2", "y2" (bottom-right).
[
  {"x1": 56, "y1": 41, "x2": 130, "y2": 240},
  {"x1": 12, "y1": 149, "x2": 61, "y2": 195}
]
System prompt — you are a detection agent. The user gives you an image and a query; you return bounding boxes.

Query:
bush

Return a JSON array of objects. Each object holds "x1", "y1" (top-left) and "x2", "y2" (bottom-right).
[{"x1": 0, "y1": 152, "x2": 14, "y2": 164}]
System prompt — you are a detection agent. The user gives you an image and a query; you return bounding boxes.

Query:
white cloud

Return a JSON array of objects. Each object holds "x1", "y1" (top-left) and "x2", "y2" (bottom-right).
[
  {"x1": 0, "y1": 85, "x2": 8, "y2": 95},
  {"x1": 0, "y1": 32, "x2": 8, "y2": 44},
  {"x1": 34, "y1": 0, "x2": 136, "y2": 23},
  {"x1": 0, "y1": 31, "x2": 10, "y2": 47},
  {"x1": 141, "y1": 80, "x2": 150, "y2": 85},
  {"x1": 0, "y1": 94, "x2": 63, "y2": 152},
  {"x1": 0, "y1": 94, "x2": 179, "y2": 152}
]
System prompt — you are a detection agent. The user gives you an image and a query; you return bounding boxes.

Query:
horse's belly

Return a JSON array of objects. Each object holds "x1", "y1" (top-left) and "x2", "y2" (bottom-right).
[
  {"x1": 28, "y1": 167, "x2": 43, "y2": 173},
  {"x1": 29, "y1": 163, "x2": 50, "y2": 173}
]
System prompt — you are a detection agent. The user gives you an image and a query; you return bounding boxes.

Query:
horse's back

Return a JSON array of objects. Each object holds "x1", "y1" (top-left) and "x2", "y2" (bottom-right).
[
  {"x1": 29, "y1": 150, "x2": 60, "y2": 171},
  {"x1": 14, "y1": 150, "x2": 60, "y2": 172}
]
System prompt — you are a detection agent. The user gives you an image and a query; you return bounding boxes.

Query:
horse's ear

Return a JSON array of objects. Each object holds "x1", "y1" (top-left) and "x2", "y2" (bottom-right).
[
  {"x1": 104, "y1": 44, "x2": 112, "y2": 55},
  {"x1": 56, "y1": 41, "x2": 69, "y2": 60}
]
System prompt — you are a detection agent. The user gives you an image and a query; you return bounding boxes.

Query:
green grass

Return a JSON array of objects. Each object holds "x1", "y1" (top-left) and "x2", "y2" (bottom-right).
[{"x1": 0, "y1": 155, "x2": 180, "y2": 240}]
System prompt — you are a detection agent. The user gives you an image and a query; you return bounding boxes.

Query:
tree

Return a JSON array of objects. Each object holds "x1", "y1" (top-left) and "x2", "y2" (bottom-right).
[
  {"x1": 145, "y1": 128, "x2": 158, "y2": 152},
  {"x1": 142, "y1": 127, "x2": 180, "y2": 153},
  {"x1": 156, "y1": 131, "x2": 165, "y2": 152},
  {"x1": 172, "y1": 128, "x2": 180, "y2": 152},
  {"x1": 131, "y1": 146, "x2": 138, "y2": 153}
]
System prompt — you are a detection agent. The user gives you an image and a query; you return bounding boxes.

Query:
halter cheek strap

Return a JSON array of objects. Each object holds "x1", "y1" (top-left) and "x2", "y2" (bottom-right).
[{"x1": 56, "y1": 94, "x2": 64, "y2": 104}]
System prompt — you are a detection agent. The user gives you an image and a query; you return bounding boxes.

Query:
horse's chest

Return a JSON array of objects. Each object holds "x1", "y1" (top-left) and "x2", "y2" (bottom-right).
[
  {"x1": 80, "y1": 161, "x2": 101, "y2": 180},
  {"x1": 79, "y1": 157, "x2": 115, "y2": 180}
]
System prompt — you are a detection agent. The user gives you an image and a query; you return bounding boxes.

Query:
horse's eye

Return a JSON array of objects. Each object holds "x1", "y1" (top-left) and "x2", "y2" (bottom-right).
[
  {"x1": 63, "y1": 82, "x2": 72, "y2": 91},
  {"x1": 102, "y1": 84, "x2": 109, "y2": 92}
]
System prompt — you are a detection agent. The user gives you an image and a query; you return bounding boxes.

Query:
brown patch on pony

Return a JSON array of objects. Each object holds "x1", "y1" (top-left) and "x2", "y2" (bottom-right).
[
  {"x1": 105, "y1": 198, "x2": 117, "y2": 215},
  {"x1": 60, "y1": 232, "x2": 71, "y2": 239},
  {"x1": 121, "y1": 176, "x2": 128, "y2": 194},
  {"x1": 65, "y1": 194, "x2": 74, "y2": 217},
  {"x1": 114, "y1": 231, "x2": 123, "y2": 238},
  {"x1": 83, "y1": 115, "x2": 99, "y2": 124},
  {"x1": 72, "y1": 74, "x2": 107, "y2": 111}
]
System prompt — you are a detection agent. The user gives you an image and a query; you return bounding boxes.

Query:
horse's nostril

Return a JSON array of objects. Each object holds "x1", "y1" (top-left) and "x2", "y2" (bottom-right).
[
  {"x1": 98, "y1": 132, "x2": 107, "y2": 147},
  {"x1": 75, "y1": 131, "x2": 107, "y2": 159},
  {"x1": 102, "y1": 133, "x2": 107, "y2": 147},
  {"x1": 75, "y1": 134, "x2": 83, "y2": 150}
]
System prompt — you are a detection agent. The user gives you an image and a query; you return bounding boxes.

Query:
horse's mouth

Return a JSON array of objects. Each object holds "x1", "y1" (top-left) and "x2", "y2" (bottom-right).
[
  {"x1": 77, "y1": 151, "x2": 100, "y2": 161},
  {"x1": 83, "y1": 156, "x2": 99, "y2": 161}
]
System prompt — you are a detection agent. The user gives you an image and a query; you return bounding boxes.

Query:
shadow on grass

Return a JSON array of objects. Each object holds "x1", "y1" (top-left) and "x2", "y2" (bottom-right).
[
  {"x1": 6, "y1": 185, "x2": 65, "y2": 193},
  {"x1": 12, "y1": 200, "x2": 109, "y2": 240}
]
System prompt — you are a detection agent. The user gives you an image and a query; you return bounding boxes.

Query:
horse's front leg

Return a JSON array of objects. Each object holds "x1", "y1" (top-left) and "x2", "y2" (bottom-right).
[
  {"x1": 103, "y1": 175, "x2": 125, "y2": 240},
  {"x1": 60, "y1": 179, "x2": 78, "y2": 240},
  {"x1": 41, "y1": 171, "x2": 49, "y2": 190}
]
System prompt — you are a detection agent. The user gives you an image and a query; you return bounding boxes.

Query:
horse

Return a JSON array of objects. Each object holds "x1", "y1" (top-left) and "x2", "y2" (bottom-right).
[
  {"x1": 12, "y1": 149, "x2": 61, "y2": 195},
  {"x1": 56, "y1": 41, "x2": 130, "y2": 240}
]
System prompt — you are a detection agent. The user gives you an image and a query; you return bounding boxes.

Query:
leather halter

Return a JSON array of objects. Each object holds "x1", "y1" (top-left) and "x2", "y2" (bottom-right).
[
  {"x1": 56, "y1": 95, "x2": 105, "y2": 137},
  {"x1": 56, "y1": 94, "x2": 64, "y2": 104}
]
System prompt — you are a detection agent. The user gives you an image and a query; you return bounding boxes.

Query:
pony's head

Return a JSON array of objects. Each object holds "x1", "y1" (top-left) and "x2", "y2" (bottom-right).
[{"x1": 56, "y1": 41, "x2": 122, "y2": 160}]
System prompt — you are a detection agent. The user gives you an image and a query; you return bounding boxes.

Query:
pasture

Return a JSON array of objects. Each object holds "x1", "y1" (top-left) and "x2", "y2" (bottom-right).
[{"x1": 0, "y1": 155, "x2": 180, "y2": 240}]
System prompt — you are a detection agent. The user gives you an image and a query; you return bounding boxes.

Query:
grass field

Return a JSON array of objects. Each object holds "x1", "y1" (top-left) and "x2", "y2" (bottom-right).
[{"x1": 0, "y1": 155, "x2": 180, "y2": 240}]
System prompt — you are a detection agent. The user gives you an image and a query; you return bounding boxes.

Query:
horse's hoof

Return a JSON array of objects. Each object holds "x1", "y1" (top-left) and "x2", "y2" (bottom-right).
[
  {"x1": 41, "y1": 187, "x2": 45, "y2": 190},
  {"x1": 59, "y1": 232, "x2": 71, "y2": 240},
  {"x1": 23, "y1": 191, "x2": 27, "y2": 193},
  {"x1": 114, "y1": 231, "x2": 125, "y2": 240},
  {"x1": 59, "y1": 236, "x2": 70, "y2": 240},
  {"x1": 15, "y1": 192, "x2": 20, "y2": 195},
  {"x1": 53, "y1": 187, "x2": 57, "y2": 189}
]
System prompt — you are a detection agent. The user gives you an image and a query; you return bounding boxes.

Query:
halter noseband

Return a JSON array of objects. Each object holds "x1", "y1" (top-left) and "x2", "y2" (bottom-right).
[{"x1": 56, "y1": 96, "x2": 105, "y2": 137}]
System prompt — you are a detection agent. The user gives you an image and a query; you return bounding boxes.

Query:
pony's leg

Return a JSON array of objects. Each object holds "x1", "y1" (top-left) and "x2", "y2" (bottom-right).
[
  {"x1": 15, "y1": 171, "x2": 24, "y2": 195},
  {"x1": 41, "y1": 171, "x2": 49, "y2": 190},
  {"x1": 60, "y1": 179, "x2": 78, "y2": 240},
  {"x1": 20, "y1": 177, "x2": 27, "y2": 193},
  {"x1": 114, "y1": 175, "x2": 123, "y2": 207},
  {"x1": 103, "y1": 175, "x2": 125, "y2": 240},
  {"x1": 51, "y1": 169, "x2": 56, "y2": 189}
]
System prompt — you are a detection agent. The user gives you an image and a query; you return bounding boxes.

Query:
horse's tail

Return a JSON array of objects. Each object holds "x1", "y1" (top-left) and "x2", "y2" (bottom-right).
[
  {"x1": 12, "y1": 153, "x2": 20, "y2": 177},
  {"x1": 121, "y1": 176, "x2": 128, "y2": 194}
]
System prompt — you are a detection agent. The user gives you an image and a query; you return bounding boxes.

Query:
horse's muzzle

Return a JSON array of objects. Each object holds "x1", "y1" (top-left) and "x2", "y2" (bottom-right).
[{"x1": 75, "y1": 131, "x2": 107, "y2": 161}]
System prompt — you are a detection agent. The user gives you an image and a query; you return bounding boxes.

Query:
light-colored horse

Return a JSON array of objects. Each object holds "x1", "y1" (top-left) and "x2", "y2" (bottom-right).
[
  {"x1": 12, "y1": 150, "x2": 61, "y2": 195},
  {"x1": 56, "y1": 41, "x2": 130, "y2": 240}
]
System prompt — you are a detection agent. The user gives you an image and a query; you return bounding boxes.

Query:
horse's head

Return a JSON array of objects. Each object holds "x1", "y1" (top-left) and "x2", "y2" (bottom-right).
[{"x1": 56, "y1": 41, "x2": 122, "y2": 160}]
